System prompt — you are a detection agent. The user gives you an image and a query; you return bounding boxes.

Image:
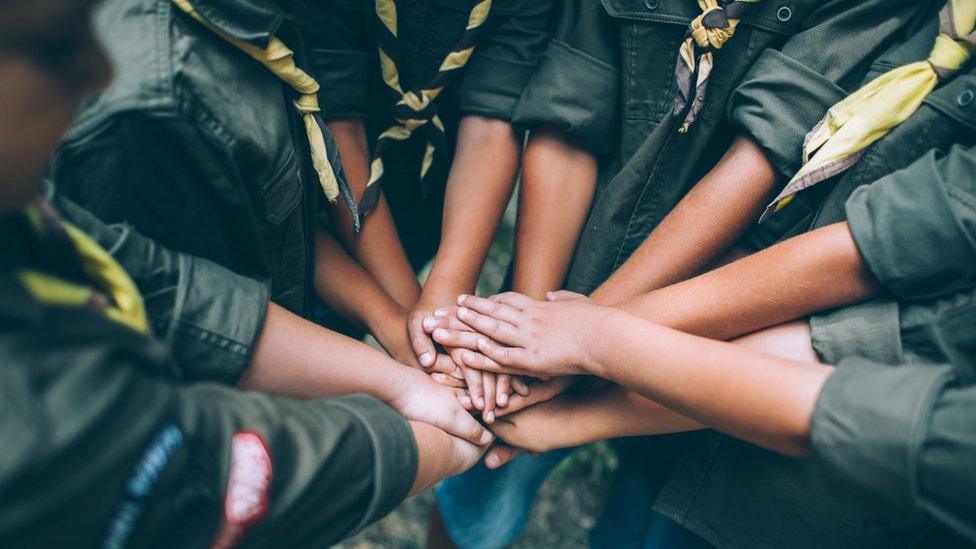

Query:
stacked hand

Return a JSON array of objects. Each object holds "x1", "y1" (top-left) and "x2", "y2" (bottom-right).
[{"x1": 414, "y1": 290, "x2": 616, "y2": 467}]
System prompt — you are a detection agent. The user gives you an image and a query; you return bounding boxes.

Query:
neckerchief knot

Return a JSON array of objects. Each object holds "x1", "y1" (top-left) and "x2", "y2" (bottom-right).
[{"x1": 674, "y1": 0, "x2": 760, "y2": 133}]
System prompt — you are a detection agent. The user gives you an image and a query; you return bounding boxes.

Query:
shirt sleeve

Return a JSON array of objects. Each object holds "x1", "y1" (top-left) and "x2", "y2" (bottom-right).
[
  {"x1": 728, "y1": 0, "x2": 934, "y2": 180},
  {"x1": 455, "y1": 0, "x2": 554, "y2": 121},
  {"x1": 0, "y1": 324, "x2": 417, "y2": 548},
  {"x1": 294, "y1": 0, "x2": 373, "y2": 118},
  {"x1": 845, "y1": 144, "x2": 976, "y2": 301},
  {"x1": 811, "y1": 358, "x2": 976, "y2": 543},
  {"x1": 511, "y1": 0, "x2": 620, "y2": 154},
  {"x1": 50, "y1": 191, "x2": 269, "y2": 385}
]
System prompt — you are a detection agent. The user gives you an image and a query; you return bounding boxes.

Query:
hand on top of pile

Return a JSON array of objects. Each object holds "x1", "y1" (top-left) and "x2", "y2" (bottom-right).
[{"x1": 426, "y1": 291, "x2": 607, "y2": 380}]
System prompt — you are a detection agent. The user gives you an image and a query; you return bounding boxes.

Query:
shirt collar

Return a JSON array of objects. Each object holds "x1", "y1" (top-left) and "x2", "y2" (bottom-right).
[{"x1": 186, "y1": 0, "x2": 284, "y2": 48}]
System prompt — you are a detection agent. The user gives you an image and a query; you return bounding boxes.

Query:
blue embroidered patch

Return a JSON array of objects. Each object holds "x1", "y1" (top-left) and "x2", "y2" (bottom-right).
[{"x1": 103, "y1": 423, "x2": 183, "y2": 549}]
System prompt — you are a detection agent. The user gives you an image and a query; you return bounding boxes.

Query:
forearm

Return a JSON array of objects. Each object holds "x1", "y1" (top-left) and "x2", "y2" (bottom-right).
[
  {"x1": 409, "y1": 422, "x2": 467, "y2": 496},
  {"x1": 592, "y1": 135, "x2": 778, "y2": 305},
  {"x1": 617, "y1": 222, "x2": 880, "y2": 341},
  {"x1": 424, "y1": 115, "x2": 521, "y2": 299},
  {"x1": 327, "y1": 118, "x2": 420, "y2": 308},
  {"x1": 585, "y1": 310, "x2": 834, "y2": 456},
  {"x1": 561, "y1": 385, "x2": 702, "y2": 444},
  {"x1": 240, "y1": 302, "x2": 412, "y2": 405},
  {"x1": 314, "y1": 228, "x2": 406, "y2": 337},
  {"x1": 513, "y1": 126, "x2": 597, "y2": 299}
]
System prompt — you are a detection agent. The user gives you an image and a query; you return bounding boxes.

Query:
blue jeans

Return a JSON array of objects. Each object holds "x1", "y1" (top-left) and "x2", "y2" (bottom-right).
[
  {"x1": 436, "y1": 443, "x2": 710, "y2": 548},
  {"x1": 437, "y1": 448, "x2": 574, "y2": 549}
]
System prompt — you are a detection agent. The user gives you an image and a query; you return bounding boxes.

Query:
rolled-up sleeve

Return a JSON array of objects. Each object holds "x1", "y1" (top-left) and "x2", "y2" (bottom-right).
[
  {"x1": 511, "y1": 0, "x2": 620, "y2": 154},
  {"x1": 0, "y1": 327, "x2": 416, "y2": 547},
  {"x1": 811, "y1": 358, "x2": 976, "y2": 543},
  {"x1": 52, "y1": 192, "x2": 269, "y2": 385},
  {"x1": 456, "y1": 0, "x2": 553, "y2": 121},
  {"x1": 845, "y1": 145, "x2": 976, "y2": 301},
  {"x1": 297, "y1": 0, "x2": 373, "y2": 118},
  {"x1": 729, "y1": 0, "x2": 932, "y2": 180}
]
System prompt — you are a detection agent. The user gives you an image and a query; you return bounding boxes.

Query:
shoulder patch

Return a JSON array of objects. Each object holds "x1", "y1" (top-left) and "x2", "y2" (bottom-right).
[{"x1": 212, "y1": 431, "x2": 274, "y2": 549}]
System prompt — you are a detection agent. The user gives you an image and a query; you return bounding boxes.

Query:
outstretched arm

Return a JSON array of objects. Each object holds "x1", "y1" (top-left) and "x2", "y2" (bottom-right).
[
  {"x1": 617, "y1": 221, "x2": 881, "y2": 340},
  {"x1": 591, "y1": 135, "x2": 777, "y2": 305},
  {"x1": 326, "y1": 118, "x2": 421, "y2": 309},
  {"x1": 513, "y1": 126, "x2": 597, "y2": 299},
  {"x1": 239, "y1": 301, "x2": 492, "y2": 446},
  {"x1": 455, "y1": 296, "x2": 832, "y2": 456}
]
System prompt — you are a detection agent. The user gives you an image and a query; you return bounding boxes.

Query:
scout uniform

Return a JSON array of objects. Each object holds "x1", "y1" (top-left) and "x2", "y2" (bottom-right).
[
  {"x1": 438, "y1": 2, "x2": 940, "y2": 547},
  {"x1": 298, "y1": 0, "x2": 552, "y2": 268},
  {"x1": 50, "y1": 0, "x2": 354, "y2": 318},
  {"x1": 0, "y1": 197, "x2": 418, "y2": 548},
  {"x1": 513, "y1": 0, "x2": 938, "y2": 294},
  {"x1": 628, "y1": 8, "x2": 976, "y2": 545}
]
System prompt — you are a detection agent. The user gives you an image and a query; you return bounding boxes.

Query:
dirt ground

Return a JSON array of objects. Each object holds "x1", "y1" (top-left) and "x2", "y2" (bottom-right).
[{"x1": 338, "y1": 443, "x2": 617, "y2": 548}]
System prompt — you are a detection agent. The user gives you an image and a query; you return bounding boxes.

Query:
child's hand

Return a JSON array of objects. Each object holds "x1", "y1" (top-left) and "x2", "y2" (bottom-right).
[
  {"x1": 453, "y1": 293, "x2": 611, "y2": 378},
  {"x1": 423, "y1": 306, "x2": 530, "y2": 423},
  {"x1": 488, "y1": 397, "x2": 583, "y2": 454},
  {"x1": 388, "y1": 368, "x2": 494, "y2": 446},
  {"x1": 372, "y1": 310, "x2": 467, "y2": 389}
]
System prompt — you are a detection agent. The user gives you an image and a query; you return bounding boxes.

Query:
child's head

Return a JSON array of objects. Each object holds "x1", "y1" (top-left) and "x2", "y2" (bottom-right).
[{"x1": 0, "y1": 0, "x2": 110, "y2": 213}]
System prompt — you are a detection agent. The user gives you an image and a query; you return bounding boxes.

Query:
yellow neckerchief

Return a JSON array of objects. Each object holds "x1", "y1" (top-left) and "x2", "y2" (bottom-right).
[
  {"x1": 17, "y1": 204, "x2": 148, "y2": 333},
  {"x1": 762, "y1": 0, "x2": 976, "y2": 221},
  {"x1": 358, "y1": 0, "x2": 492, "y2": 215},
  {"x1": 674, "y1": 0, "x2": 760, "y2": 133},
  {"x1": 170, "y1": 0, "x2": 361, "y2": 229}
]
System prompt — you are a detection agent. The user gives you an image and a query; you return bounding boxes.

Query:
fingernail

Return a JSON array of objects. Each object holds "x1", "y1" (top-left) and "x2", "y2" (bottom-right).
[
  {"x1": 480, "y1": 430, "x2": 494, "y2": 445},
  {"x1": 433, "y1": 328, "x2": 448, "y2": 340},
  {"x1": 431, "y1": 373, "x2": 446, "y2": 383},
  {"x1": 453, "y1": 367, "x2": 464, "y2": 379},
  {"x1": 457, "y1": 295, "x2": 468, "y2": 305},
  {"x1": 484, "y1": 411, "x2": 495, "y2": 423},
  {"x1": 459, "y1": 396, "x2": 472, "y2": 407},
  {"x1": 486, "y1": 453, "x2": 500, "y2": 468},
  {"x1": 457, "y1": 307, "x2": 470, "y2": 318},
  {"x1": 477, "y1": 397, "x2": 485, "y2": 409},
  {"x1": 434, "y1": 308, "x2": 448, "y2": 316},
  {"x1": 419, "y1": 353, "x2": 434, "y2": 367},
  {"x1": 498, "y1": 393, "x2": 509, "y2": 407},
  {"x1": 423, "y1": 317, "x2": 436, "y2": 330}
]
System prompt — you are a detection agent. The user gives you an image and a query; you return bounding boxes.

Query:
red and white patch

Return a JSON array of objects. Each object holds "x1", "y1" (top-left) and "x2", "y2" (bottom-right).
[{"x1": 212, "y1": 431, "x2": 273, "y2": 549}]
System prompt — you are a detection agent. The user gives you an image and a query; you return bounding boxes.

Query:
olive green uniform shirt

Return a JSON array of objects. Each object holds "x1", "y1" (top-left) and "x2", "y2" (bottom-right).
[
  {"x1": 509, "y1": 0, "x2": 936, "y2": 295},
  {"x1": 640, "y1": 24, "x2": 976, "y2": 546},
  {"x1": 0, "y1": 200, "x2": 417, "y2": 548},
  {"x1": 51, "y1": 0, "x2": 343, "y2": 318}
]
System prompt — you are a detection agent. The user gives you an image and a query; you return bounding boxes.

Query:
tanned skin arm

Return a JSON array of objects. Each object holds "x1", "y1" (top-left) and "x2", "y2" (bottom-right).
[
  {"x1": 408, "y1": 115, "x2": 522, "y2": 418},
  {"x1": 617, "y1": 221, "x2": 881, "y2": 341},
  {"x1": 513, "y1": 125, "x2": 597, "y2": 299},
  {"x1": 326, "y1": 117, "x2": 421, "y2": 309},
  {"x1": 592, "y1": 135, "x2": 779, "y2": 305}
]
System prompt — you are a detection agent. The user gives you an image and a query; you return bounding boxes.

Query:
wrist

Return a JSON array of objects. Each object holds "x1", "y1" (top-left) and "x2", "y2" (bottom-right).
[{"x1": 579, "y1": 307, "x2": 621, "y2": 378}]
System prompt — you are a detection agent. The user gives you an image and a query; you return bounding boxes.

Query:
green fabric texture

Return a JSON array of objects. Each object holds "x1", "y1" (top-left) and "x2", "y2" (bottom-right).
[
  {"x1": 812, "y1": 357, "x2": 976, "y2": 543},
  {"x1": 51, "y1": 0, "x2": 346, "y2": 318},
  {"x1": 562, "y1": 0, "x2": 931, "y2": 296},
  {"x1": 0, "y1": 202, "x2": 417, "y2": 548}
]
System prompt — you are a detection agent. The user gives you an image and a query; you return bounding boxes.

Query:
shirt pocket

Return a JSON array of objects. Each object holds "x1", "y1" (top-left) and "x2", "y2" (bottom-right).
[
  {"x1": 260, "y1": 150, "x2": 303, "y2": 226},
  {"x1": 602, "y1": 0, "x2": 802, "y2": 123}
]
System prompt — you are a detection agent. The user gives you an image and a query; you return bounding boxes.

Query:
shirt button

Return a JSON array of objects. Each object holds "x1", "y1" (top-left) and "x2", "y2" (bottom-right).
[
  {"x1": 777, "y1": 6, "x2": 793, "y2": 21},
  {"x1": 644, "y1": 0, "x2": 660, "y2": 9},
  {"x1": 958, "y1": 89, "x2": 975, "y2": 107}
]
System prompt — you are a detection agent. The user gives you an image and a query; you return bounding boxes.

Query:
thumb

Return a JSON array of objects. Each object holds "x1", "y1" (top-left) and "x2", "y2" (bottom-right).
[{"x1": 546, "y1": 290, "x2": 587, "y2": 302}]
